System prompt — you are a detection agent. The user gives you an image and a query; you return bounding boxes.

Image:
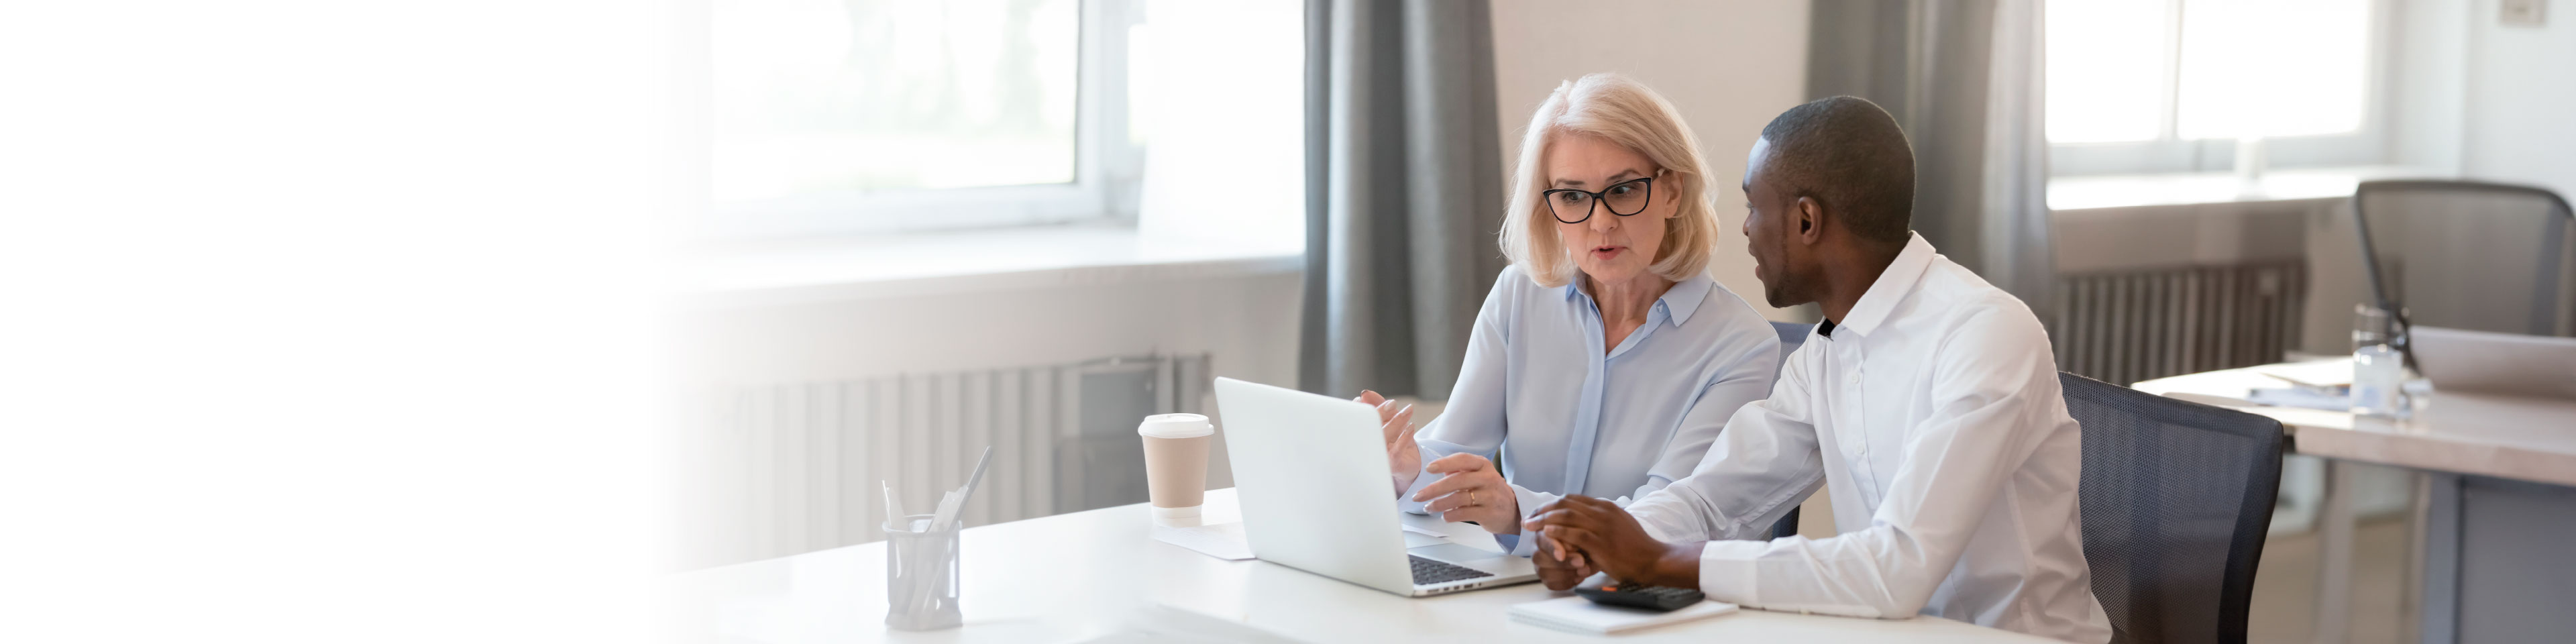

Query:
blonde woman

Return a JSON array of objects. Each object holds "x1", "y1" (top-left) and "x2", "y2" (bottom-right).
[{"x1": 1357, "y1": 73, "x2": 1779, "y2": 557}]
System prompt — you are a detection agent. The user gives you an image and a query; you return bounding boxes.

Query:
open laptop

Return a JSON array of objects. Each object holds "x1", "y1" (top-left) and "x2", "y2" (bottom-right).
[
  {"x1": 1212, "y1": 376, "x2": 1539, "y2": 596},
  {"x1": 2409, "y1": 325, "x2": 2576, "y2": 400}
]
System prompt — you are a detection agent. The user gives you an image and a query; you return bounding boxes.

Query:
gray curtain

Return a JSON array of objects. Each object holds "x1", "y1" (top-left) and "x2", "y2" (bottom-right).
[
  {"x1": 1299, "y1": 0, "x2": 1506, "y2": 398},
  {"x1": 1808, "y1": 0, "x2": 2054, "y2": 321}
]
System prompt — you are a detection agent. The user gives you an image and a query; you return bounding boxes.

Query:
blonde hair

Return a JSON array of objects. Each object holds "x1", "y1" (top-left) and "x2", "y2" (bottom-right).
[{"x1": 1499, "y1": 73, "x2": 1719, "y2": 288}]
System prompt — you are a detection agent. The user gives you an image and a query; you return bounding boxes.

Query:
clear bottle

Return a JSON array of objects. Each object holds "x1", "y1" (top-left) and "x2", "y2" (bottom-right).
[{"x1": 2351, "y1": 305, "x2": 2404, "y2": 417}]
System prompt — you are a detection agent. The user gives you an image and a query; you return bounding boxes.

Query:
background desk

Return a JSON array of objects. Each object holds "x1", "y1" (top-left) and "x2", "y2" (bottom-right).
[
  {"x1": 667, "y1": 488, "x2": 2066, "y2": 643},
  {"x1": 2137, "y1": 362, "x2": 2576, "y2": 644}
]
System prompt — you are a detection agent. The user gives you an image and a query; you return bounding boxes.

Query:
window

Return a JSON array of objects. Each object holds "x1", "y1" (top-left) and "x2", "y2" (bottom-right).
[
  {"x1": 2045, "y1": 0, "x2": 2389, "y2": 176},
  {"x1": 710, "y1": 0, "x2": 1141, "y2": 237}
]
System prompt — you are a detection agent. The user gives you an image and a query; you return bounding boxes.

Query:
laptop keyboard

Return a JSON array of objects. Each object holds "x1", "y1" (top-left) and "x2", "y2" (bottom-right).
[{"x1": 1409, "y1": 555, "x2": 1495, "y2": 586}]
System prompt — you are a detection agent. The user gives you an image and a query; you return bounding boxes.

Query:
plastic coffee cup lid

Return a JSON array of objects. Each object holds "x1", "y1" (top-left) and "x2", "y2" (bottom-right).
[{"x1": 1136, "y1": 413, "x2": 1214, "y2": 439}]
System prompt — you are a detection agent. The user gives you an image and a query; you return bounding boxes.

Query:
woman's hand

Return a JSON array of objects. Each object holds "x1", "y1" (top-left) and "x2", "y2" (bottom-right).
[
  {"x1": 1532, "y1": 531, "x2": 1598, "y2": 592},
  {"x1": 1354, "y1": 390, "x2": 1420, "y2": 494},
  {"x1": 1523, "y1": 494, "x2": 1701, "y2": 589},
  {"x1": 1412, "y1": 453, "x2": 1520, "y2": 533}
]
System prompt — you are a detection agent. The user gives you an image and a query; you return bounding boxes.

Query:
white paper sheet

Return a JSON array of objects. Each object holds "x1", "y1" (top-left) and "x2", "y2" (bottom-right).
[
  {"x1": 1152, "y1": 522, "x2": 1255, "y2": 560},
  {"x1": 1401, "y1": 531, "x2": 1448, "y2": 549}
]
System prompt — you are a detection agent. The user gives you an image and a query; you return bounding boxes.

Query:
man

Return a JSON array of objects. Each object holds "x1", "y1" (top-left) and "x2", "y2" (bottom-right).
[{"x1": 1521, "y1": 96, "x2": 2112, "y2": 643}]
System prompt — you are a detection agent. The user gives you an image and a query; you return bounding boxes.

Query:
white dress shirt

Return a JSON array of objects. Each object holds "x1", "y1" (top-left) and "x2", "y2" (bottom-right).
[
  {"x1": 1398, "y1": 265, "x2": 1778, "y2": 557},
  {"x1": 1624, "y1": 233, "x2": 2112, "y2": 643}
]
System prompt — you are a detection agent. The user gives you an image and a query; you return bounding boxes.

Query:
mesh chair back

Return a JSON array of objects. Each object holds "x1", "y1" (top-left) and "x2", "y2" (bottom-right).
[
  {"x1": 2353, "y1": 180, "x2": 2576, "y2": 337},
  {"x1": 1768, "y1": 321, "x2": 1810, "y2": 371},
  {"x1": 2060, "y1": 372, "x2": 2286, "y2": 644}
]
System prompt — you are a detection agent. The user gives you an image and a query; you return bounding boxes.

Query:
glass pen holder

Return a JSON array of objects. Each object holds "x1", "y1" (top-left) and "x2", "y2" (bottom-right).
[{"x1": 883, "y1": 515, "x2": 963, "y2": 631}]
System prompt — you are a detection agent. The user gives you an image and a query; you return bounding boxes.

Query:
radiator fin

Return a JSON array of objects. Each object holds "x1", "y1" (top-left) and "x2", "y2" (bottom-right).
[
  {"x1": 2054, "y1": 262, "x2": 2307, "y2": 386},
  {"x1": 677, "y1": 354, "x2": 1210, "y2": 569}
]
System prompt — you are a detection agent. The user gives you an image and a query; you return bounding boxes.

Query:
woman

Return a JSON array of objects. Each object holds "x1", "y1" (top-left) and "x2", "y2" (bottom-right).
[{"x1": 1360, "y1": 73, "x2": 1780, "y2": 557}]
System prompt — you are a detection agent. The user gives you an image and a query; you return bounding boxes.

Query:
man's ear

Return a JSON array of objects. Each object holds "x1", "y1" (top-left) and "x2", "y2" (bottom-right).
[{"x1": 1794, "y1": 196, "x2": 1825, "y2": 246}]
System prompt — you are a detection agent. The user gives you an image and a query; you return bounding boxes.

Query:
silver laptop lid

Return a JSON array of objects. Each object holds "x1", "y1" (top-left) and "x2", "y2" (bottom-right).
[
  {"x1": 1212, "y1": 377, "x2": 1417, "y2": 594},
  {"x1": 2411, "y1": 325, "x2": 2576, "y2": 400}
]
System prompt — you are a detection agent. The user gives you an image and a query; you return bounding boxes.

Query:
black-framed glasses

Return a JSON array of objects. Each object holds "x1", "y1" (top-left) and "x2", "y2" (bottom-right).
[{"x1": 1542, "y1": 176, "x2": 1656, "y2": 224}]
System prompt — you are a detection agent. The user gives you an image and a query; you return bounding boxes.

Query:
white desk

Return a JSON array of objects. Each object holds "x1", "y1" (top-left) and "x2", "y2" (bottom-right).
[
  {"x1": 666, "y1": 488, "x2": 2067, "y2": 643},
  {"x1": 2135, "y1": 360, "x2": 2576, "y2": 486},
  {"x1": 2135, "y1": 360, "x2": 2576, "y2": 644}
]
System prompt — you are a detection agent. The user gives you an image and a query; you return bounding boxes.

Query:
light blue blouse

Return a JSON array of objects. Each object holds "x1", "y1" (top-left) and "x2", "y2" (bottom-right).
[{"x1": 1397, "y1": 265, "x2": 1780, "y2": 556}]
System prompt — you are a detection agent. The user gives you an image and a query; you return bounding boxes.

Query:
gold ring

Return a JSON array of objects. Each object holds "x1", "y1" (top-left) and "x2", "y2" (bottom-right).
[{"x1": 1469, "y1": 490, "x2": 1478, "y2": 506}]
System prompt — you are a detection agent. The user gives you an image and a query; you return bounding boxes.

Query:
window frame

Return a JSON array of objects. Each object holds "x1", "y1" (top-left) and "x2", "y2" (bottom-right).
[
  {"x1": 702, "y1": 0, "x2": 1144, "y2": 240},
  {"x1": 2047, "y1": 0, "x2": 2398, "y2": 176}
]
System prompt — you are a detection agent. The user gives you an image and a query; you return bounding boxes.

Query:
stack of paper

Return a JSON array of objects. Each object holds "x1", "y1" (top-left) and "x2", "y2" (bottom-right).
[{"x1": 2247, "y1": 386, "x2": 2351, "y2": 411}]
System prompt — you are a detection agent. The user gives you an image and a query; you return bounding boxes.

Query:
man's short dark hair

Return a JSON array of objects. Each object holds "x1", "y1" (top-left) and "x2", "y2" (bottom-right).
[{"x1": 1758, "y1": 96, "x2": 1915, "y2": 246}]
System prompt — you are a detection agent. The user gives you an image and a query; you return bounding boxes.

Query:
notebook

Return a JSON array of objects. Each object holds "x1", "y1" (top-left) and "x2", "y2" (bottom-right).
[{"x1": 1509, "y1": 595, "x2": 1739, "y2": 635}]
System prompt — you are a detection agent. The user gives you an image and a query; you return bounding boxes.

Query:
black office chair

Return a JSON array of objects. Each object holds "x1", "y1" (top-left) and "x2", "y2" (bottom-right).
[
  {"x1": 1764, "y1": 321, "x2": 1812, "y2": 540},
  {"x1": 2352, "y1": 179, "x2": 2576, "y2": 340},
  {"x1": 2059, "y1": 372, "x2": 2286, "y2": 644}
]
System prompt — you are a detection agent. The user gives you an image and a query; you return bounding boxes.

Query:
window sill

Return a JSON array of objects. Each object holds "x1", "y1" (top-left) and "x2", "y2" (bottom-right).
[
  {"x1": 683, "y1": 225, "x2": 1304, "y2": 307},
  {"x1": 2047, "y1": 166, "x2": 2449, "y2": 212}
]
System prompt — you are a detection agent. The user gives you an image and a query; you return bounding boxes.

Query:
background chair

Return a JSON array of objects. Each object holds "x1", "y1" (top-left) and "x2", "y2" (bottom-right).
[
  {"x1": 1766, "y1": 321, "x2": 1811, "y2": 540},
  {"x1": 1768, "y1": 320, "x2": 1810, "y2": 371},
  {"x1": 2352, "y1": 179, "x2": 2576, "y2": 339},
  {"x1": 2060, "y1": 372, "x2": 2286, "y2": 644}
]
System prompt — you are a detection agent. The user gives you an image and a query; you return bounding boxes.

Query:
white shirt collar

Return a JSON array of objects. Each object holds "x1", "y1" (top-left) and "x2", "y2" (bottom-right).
[{"x1": 1831, "y1": 231, "x2": 1937, "y2": 339}]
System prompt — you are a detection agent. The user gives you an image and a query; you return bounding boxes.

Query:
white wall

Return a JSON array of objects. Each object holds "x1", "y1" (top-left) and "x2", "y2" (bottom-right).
[
  {"x1": 683, "y1": 271, "x2": 1299, "y2": 388},
  {"x1": 2460, "y1": 0, "x2": 2576, "y2": 197},
  {"x1": 2392, "y1": 0, "x2": 2472, "y2": 172},
  {"x1": 1489, "y1": 0, "x2": 1816, "y2": 321}
]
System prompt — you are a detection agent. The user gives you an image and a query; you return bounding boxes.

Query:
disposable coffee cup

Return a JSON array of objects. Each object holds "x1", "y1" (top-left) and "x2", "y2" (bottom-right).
[{"x1": 1137, "y1": 413, "x2": 1214, "y2": 525}]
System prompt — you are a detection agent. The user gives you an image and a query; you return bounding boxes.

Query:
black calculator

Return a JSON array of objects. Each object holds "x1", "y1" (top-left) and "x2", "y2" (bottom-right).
[{"x1": 1573, "y1": 583, "x2": 1705, "y2": 612}]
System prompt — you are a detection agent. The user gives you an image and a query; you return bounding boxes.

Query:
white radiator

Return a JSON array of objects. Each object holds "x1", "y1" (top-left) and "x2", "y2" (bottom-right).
[
  {"x1": 2053, "y1": 261, "x2": 2308, "y2": 386},
  {"x1": 676, "y1": 354, "x2": 1211, "y2": 569}
]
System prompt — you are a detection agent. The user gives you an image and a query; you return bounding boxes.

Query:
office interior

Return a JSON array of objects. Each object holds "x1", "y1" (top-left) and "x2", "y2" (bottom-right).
[
  {"x1": 671, "y1": 1, "x2": 2576, "y2": 642},
  {"x1": 5, "y1": 0, "x2": 2571, "y2": 643}
]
